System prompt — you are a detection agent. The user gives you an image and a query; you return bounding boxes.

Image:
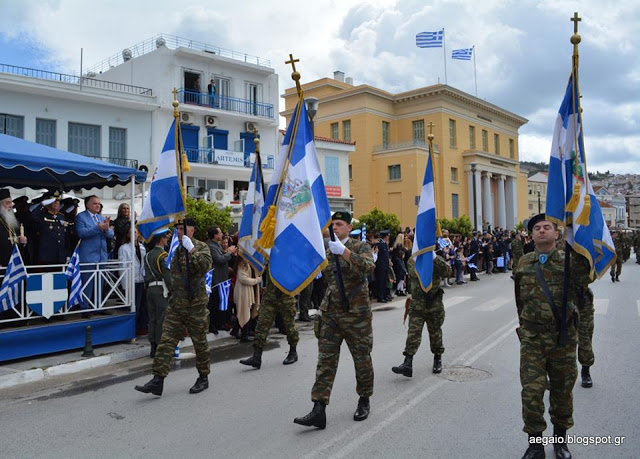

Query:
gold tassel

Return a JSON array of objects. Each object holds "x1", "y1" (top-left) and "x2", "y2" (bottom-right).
[
  {"x1": 436, "y1": 220, "x2": 442, "y2": 237},
  {"x1": 257, "y1": 205, "x2": 277, "y2": 249},
  {"x1": 565, "y1": 183, "x2": 581, "y2": 213},
  {"x1": 181, "y1": 153, "x2": 191, "y2": 173},
  {"x1": 575, "y1": 194, "x2": 591, "y2": 226}
]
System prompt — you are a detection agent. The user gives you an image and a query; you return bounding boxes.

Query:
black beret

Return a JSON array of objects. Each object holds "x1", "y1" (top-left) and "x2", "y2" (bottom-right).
[
  {"x1": 527, "y1": 213, "x2": 548, "y2": 232},
  {"x1": 332, "y1": 211, "x2": 352, "y2": 224}
]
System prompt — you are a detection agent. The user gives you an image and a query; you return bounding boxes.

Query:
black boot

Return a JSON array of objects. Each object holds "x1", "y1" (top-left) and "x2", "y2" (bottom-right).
[
  {"x1": 283, "y1": 347, "x2": 298, "y2": 365},
  {"x1": 433, "y1": 354, "x2": 442, "y2": 374},
  {"x1": 230, "y1": 320, "x2": 240, "y2": 338},
  {"x1": 149, "y1": 343, "x2": 157, "y2": 358},
  {"x1": 298, "y1": 313, "x2": 312, "y2": 322},
  {"x1": 134, "y1": 375, "x2": 164, "y2": 396},
  {"x1": 293, "y1": 401, "x2": 326, "y2": 429},
  {"x1": 616, "y1": 275, "x2": 620, "y2": 282},
  {"x1": 391, "y1": 355, "x2": 413, "y2": 377},
  {"x1": 353, "y1": 396, "x2": 370, "y2": 421},
  {"x1": 581, "y1": 365, "x2": 593, "y2": 388},
  {"x1": 189, "y1": 374, "x2": 209, "y2": 394},
  {"x1": 522, "y1": 432, "x2": 545, "y2": 459},
  {"x1": 553, "y1": 427, "x2": 571, "y2": 459},
  {"x1": 239, "y1": 347, "x2": 262, "y2": 369},
  {"x1": 239, "y1": 327, "x2": 253, "y2": 342}
]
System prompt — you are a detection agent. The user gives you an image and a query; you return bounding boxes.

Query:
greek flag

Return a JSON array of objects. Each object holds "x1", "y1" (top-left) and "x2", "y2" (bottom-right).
[
  {"x1": 452, "y1": 48, "x2": 473, "y2": 60},
  {"x1": 137, "y1": 120, "x2": 187, "y2": 241},
  {"x1": 238, "y1": 149, "x2": 266, "y2": 274},
  {"x1": 546, "y1": 74, "x2": 616, "y2": 279},
  {"x1": 437, "y1": 237, "x2": 451, "y2": 249},
  {"x1": 0, "y1": 245, "x2": 27, "y2": 312},
  {"x1": 205, "y1": 269, "x2": 213, "y2": 296},
  {"x1": 361, "y1": 223, "x2": 367, "y2": 242},
  {"x1": 165, "y1": 230, "x2": 179, "y2": 268},
  {"x1": 416, "y1": 30, "x2": 443, "y2": 48},
  {"x1": 65, "y1": 244, "x2": 83, "y2": 307},
  {"x1": 255, "y1": 95, "x2": 331, "y2": 295},
  {"x1": 217, "y1": 279, "x2": 231, "y2": 311},
  {"x1": 411, "y1": 146, "x2": 437, "y2": 293}
]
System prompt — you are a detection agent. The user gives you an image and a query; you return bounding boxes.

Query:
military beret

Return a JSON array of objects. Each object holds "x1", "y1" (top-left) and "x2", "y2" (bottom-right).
[
  {"x1": 332, "y1": 211, "x2": 352, "y2": 224},
  {"x1": 0, "y1": 189, "x2": 10, "y2": 201},
  {"x1": 527, "y1": 213, "x2": 549, "y2": 232}
]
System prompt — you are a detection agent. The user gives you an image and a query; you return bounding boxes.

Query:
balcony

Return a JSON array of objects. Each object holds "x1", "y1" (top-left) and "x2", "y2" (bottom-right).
[
  {"x1": 178, "y1": 89, "x2": 274, "y2": 119},
  {"x1": 86, "y1": 156, "x2": 139, "y2": 169},
  {"x1": 185, "y1": 148, "x2": 274, "y2": 169}
]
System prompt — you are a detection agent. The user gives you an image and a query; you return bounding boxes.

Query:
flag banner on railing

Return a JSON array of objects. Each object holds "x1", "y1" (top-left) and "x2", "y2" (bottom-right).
[
  {"x1": 65, "y1": 244, "x2": 83, "y2": 307},
  {"x1": 412, "y1": 145, "x2": 437, "y2": 293},
  {"x1": 238, "y1": 150, "x2": 266, "y2": 274},
  {"x1": 0, "y1": 245, "x2": 27, "y2": 312}
]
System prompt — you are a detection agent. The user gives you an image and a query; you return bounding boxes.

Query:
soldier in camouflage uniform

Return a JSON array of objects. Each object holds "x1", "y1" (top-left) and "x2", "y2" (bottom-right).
[
  {"x1": 294, "y1": 211, "x2": 375, "y2": 429},
  {"x1": 135, "y1": 219, "x2": 213, "y2": 397},
  {"x1": 391, "y1": 252, "x2": 451, "y2": 377},
  {"x1": 511, "y1": 232, "x2": 525, "y2": 280},
  {"x1": 144, "y1": 229, "x2": 171, "y2": 358},
  {"x1": 239, "y1": 268, "x2": 299, "y2": 369},
  {"x1": 610, "y1": 232, "x2": 624, "y2": 282},
  {"x1": 516, "y1": 214, "x2": 577, "y2": 459},
  {"x1": 569, "y1": 251, "x2": 596, "y2": 389}
]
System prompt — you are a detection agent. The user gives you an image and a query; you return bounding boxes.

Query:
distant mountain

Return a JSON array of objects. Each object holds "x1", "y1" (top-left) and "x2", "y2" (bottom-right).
[{"x1": 519, "y1": 161, "x2": 548, "y2": 177}]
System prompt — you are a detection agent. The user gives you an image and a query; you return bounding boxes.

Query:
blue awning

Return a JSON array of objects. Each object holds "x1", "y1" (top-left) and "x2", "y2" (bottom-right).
[{"x1": 0, "y1": 134, "x2": 147, "y2": 190}]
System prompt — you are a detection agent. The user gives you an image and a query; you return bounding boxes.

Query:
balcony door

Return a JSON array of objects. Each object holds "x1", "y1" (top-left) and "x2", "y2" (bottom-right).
[{"x1": 214, "y1": 77, "x2": 231, "y2": 109}]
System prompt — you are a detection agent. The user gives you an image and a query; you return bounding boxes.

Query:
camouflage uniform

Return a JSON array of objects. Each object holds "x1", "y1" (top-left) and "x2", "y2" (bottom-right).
[
  {"x1": 610, "y1": 236, "x2": 624, "y2": 280},
  {"x1": 312, "y1": 238, "x2": 375, "y2": 405},
  {"x1": 252, "y1": 272, "x2": 298, "y2": 350},
  {"x1": 403, "y1": 255, "x2": 451, "y2": 356},
  {"x1": 633, "y1": 231, "x2": 640, "y2": 264},
  {"x1": 569, "y1": 252, "x2": 595, "y2": 367},
  {"x1": 514, "y1": 248, "x2": 578, "y2": 434},
  {"x1": 152, "y1": 239, "x2": 212, "y2": 378},
  {"x1": 511, "y1": 237, "x2": 524, "y2": 270},
  {"x1": 144, "y1": 246, "x2": 171, "y2": 346}
]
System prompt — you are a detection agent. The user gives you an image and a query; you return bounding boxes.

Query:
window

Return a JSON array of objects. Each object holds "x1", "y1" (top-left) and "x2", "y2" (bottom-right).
[
  {"x1": 343, "y1": 120, "x2": 351, "y2": 142},
  {"x1": 452, "y1": 193, "x2": 459, "y2": 218},
  {"x1": 36, "y1": 118, "x2": 56, "y2": 147},
  {"x1": 214, "y1": 76, "x2": 231, "y2": 109},
  {"x1": 449, "y1": 119, "x2": 456, "y2": 147},
  {"x1": 109, "y1": 127, "x2": 126, "y2": 162},
  {"x1": 494, "y1": 134, "x2": 500, "y2": 155},
  {"x1": 68, "y1": 122, "x2": 100, "y2": 157},
  {"x1": 382, "y1": 121, "x2": 390, "y2": 148},
  {"x1": 529, "y1": 203, "x2": 533, "y2": 210},
  {"x1": 245, "y1": 82, "x2": 262, "y2": 115},
  {"x1": 187, "y1": 176, "x2": 226, "y2": 195},
  {"x1": 324, "y1": 156, "x2": 340, "y2": 186},
  {"x1": 412, "y1": 120, "x2": 425, "y2": 144},
  {"x1": 0, "y1": 114, "x2": 24, "y2": 139},
  {"x1": 509, "y1": 138, "x2": 515, "y2": 159},
  {"x1": 330, "y1": 122, "x2": 339, "y2": 140},
  {"x1": 348, "y1": 164, "x2": 352, "y2": 180},
  {"x1": 450, "y1": 167, "x2": 458, "y2": 182},
  {"x1": 481, "y1": 129, "x2": 488, "y2": 151},
  {"x1": 388, "y1": 164, "x2": 401, "y2": 181},
  {"x1": 469, "y1": 125, "x2": 476, "y2": 149}
]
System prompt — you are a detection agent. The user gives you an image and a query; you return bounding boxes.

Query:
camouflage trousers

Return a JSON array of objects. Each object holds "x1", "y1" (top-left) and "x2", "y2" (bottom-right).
[
  {"x1": 403, "y1": 305, "x2": 445, "y2": 356},
  {"x1": 519, "y1": 326, "x2": 577, "y2": 434},
  {"x1": 577, "y1": 304, "x2": 594, "y2": 367},
  {"x1": 298, "y1": 283, "x2": 312, "y2": 318},
  {"x1": 610, "y1": 261, "x2": 622, "y2": 278},
  {"x1": 152, "y1": 304, "x2": 210, "y2": 378},
  {"x1": 146, "y1": 287, "x2": 168, "y2": 345},
  {"x1": 253, "y1": 299, "x2": 299, "y2": 350},
  {"x1": 312, "y1": 308, "x2": 374, "y2": 405}
]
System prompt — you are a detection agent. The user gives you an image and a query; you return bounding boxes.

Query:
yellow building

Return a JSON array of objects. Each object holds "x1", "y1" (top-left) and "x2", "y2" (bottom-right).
[{"x1": 282, "y1": 73, "x2": 529, "y2": 230}]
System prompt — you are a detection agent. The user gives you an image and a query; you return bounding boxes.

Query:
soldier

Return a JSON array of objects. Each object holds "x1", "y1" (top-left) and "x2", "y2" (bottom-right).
[
  {"x1": 238, "y1": 266, "x2": 299, "y2": 369},
  {"x1": 633, "y1": 230, "x2": 640, "y2": 264},
  {"x1": 610, "y1": 232, "x2": 623, "y2": 282},
  {"x1": 294, "y1": 211, "x2": 375, "y2": 429},
  {"x1": 135, "y1": 218, "x2": 212, "y2": 396},
  {"x1": 511, "y1": 231, "x2": 525, "y2": 280},
  {"x1": 570, "y1": 251, "x2": 596, "y2": 389},
  {"x1": 515, "y1": 214, "x2": 577, "y2": 459},
  {"x1": 144, "y1": 229, "x2": 171, "y2": 358},
  {"x1": 33, "y1": 190, "x2": 67, "y2": 267},
  {"x1": 392, "y1": 250, "x2": 451, "y2": 377}
]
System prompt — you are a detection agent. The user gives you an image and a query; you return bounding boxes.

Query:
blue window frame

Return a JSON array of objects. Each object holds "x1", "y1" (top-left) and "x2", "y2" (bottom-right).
[{"x1": 208, "y1": 128, "x2": 229, "y2": 150}]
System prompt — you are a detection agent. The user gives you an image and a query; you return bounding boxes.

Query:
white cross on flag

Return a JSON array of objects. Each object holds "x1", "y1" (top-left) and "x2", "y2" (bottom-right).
[{"x1": 26, "y1": 273, "x2": 69, "y2": 319}]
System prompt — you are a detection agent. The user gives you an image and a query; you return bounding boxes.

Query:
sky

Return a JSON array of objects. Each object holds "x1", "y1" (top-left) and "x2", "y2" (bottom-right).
[{"x1": 1, "y1": 0, "x2": 638, "y2": 174}]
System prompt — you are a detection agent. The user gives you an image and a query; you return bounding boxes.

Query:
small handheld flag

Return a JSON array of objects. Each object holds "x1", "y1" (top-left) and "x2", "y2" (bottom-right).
[
  {"x1": 65, "y1": 244, "x2": 83, "y2": 307},
  {"x1": 0, "y1": 245, "x2": 27, "y2": 311}
]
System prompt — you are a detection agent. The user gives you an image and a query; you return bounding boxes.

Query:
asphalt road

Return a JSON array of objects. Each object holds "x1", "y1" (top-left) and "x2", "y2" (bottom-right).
[{"x1": 1, "y1": 260, "x2": 638, "y2": 458}]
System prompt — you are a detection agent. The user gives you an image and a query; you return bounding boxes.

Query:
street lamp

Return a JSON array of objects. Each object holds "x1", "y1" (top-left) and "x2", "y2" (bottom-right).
[
  {"x1": 470, "y1": 162, "x2": 478, "y2": 230},
  {"x1": 305, "y1": 96, "x2": 319, "y2": 137},
  {"x1": 537, "y1": 190, "x2": 541, "y2": 213}
]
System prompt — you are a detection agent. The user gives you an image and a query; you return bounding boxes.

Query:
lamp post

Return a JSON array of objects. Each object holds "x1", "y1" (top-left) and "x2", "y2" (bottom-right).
[
  {"x1": 305, "y1": 96, "x2": 319, "y2": 137},
  {"x1": 537, "y1": 190, "x2": 541, "y2": 214},
  {"x1": 470, "y1": 162, "x2": 478, "y2": 231}
]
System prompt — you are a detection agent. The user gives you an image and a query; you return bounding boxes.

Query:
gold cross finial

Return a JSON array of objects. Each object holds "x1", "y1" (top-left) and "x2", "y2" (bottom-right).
[
  {"x1": 285, "y1": 54, "x2": 299, "y2": 72},
  {"x1": 571, "y1": 12, "x2": 581, "y2": 34},
  {"x1": 427, "y1": 122, "x2": 435, "y2": 134},
  {"x1": 286, "y1": 54, "x2": 303, "y2": 96}
]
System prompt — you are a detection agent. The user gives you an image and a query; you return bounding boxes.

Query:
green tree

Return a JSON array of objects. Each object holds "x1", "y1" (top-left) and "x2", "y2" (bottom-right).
[
  {"x1": 185, "y1": 196, "x2": 233, "y2": 241},
  {"x1": 353, "y1": 207, "x2": 401, "y2": 240},
  {"x1": 438, "y1": 215, "x2": 473, "y2": 237}
]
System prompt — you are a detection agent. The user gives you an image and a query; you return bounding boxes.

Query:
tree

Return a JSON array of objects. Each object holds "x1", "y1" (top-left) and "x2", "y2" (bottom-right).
[
  {"x1": 438, "y1": 215, "x2": 473, "y2": 237},
  {"x1": 185, "y1": 196, "x2": 233, "y2": 241},
  {"x1": 353, "y1": 207, "x2": 401, "y2": 240}
]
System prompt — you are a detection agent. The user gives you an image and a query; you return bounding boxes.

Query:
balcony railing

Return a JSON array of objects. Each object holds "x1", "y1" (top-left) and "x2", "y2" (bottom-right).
[
  {"x1": 86, "y1": 155, "x2": 139, "y2": 169},
  {"x1": 0, "y1": 63, "x2": 153, "y2": 96},
  {"x1": 185, "y1": 148, "x2": 274, "y2": 169},
  {"x1": 178, "y1": 89, "x2": 274, "y2": 118},
  {"x1": 373, "y1": 139, "x2": 439, "y2": 153}
]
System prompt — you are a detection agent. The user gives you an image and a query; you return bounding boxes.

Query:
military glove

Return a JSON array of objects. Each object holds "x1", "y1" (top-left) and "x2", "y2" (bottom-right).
[
  {"x1": 181, "y1": 235, "x2": 195, "y2": 252},
  {"x1": 328, "y1": 239, "x2": 346, "y2": 255}
]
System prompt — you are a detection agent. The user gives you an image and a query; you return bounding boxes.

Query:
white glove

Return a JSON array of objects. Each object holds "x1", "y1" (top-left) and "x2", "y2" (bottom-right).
[
  {"x1": 181, "y1": 235, "x2": 195, "y2": 252},
  {"x1": 328, "y1": 239, "x2": 346, "y2": 255}
]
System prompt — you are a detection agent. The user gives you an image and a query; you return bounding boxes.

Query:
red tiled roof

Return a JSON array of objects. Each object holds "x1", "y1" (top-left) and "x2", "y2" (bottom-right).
[{"x1": 598, "y1": 199, "x2": 615, "y2": 209}]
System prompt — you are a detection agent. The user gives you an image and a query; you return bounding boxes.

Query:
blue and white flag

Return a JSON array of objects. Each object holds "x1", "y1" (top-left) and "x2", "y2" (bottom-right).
[
  {"x1": 255, "y1": 95, "x2": 331, "y2": 295},
  {"x1": 165, "y1": 230, "x2": 179, "y2": 268},
  {"x1": 546, "y1": 74, "x2": 616, "y2": 279},
  {"x1": 437, "y1": 237, "x2": 451, "y2": 249},
  {"x1": 65, "y1": 244, "x2": 83, "y2": 307},
  {"x1": 361, "y1": 223, "x2": 367, "y2": 242},
  {"x1": 452, "y1": 48, "x2": 473, "y2": 60},
  {"x1": 0, "y1": 245, "x2": 27, "y2": 312},
  {"x1": 217, "y1": 279, "x2": 231, "y2": 311},
  {"x1": 137, "y1": 120, "x2": 187, "y2": 241},
  {"x1": 412, "y1": 146, "x2": 437, "y2": 293},
  {"x1": 416, "y1": 30, "x2": 444, "y2": 48},
  {"x1": 238, "y1": 149, "x2": 266, "y2": 274},
  {"x1": 205, "y1": 269, "x2": 213, "y2": 296}
]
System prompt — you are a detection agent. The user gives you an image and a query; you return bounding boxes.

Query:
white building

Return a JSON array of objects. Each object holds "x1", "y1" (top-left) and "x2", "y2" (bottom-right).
[{"x1": 527, "y1": 171, "x2": 547, "y2": 216}]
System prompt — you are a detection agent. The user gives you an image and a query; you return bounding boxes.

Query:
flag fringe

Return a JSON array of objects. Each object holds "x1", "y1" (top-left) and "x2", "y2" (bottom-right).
[
  {"x1": 181, "y1": 152, "x2": 190, "y2": 172},
  {"x1": 565, "y1": 183, "x2": 581, "y2": 213},
  {"x1": 257, "y1": 205, "x2": 277, "y2": 249},
  {"x1": 436, "y1": 220, "x2": 442, "y2": 237},
  {"x1": 575, "y1": 194, "x2": 590, "y2": 225}
]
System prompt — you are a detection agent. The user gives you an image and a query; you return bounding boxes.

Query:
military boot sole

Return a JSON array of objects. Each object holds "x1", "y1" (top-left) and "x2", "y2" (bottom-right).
[{"x1": 134, "y1": 385, "x2": 163, "y2": 396}]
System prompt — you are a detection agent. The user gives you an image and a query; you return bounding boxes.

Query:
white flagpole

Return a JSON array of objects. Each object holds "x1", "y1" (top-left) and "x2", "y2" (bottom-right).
[
  {"x1": 442, "y1": 28, "x2": 447, "y2": 84},
  {"x1": 473, "y1": 45, "x2": 478, "y2": 96}
]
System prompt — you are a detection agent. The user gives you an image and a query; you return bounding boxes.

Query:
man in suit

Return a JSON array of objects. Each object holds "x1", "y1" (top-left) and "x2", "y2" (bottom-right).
[{"x1": 75, "y1": 195, "x2": 114, "y2": 312}]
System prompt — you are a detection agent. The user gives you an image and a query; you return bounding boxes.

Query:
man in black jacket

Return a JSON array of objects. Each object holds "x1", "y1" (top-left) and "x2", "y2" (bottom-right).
[
  {"x1": 468, "y1": 231, "x2": 480, "y2": 281},
  {"x1": 375, "y1": 230, "x2": 391, "y2": 302},
  {"x1": 206, "y1": 226, "x2": 237, "y2": 333}
]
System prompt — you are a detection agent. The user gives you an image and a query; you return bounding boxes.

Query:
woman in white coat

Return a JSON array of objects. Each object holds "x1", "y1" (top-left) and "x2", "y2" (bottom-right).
[
  {"x1": 233, "y1": 258, "x2": 262, "y2": 342},
  {"x1": 119, "y1": 229, "x2": 146, "y2": 335}
]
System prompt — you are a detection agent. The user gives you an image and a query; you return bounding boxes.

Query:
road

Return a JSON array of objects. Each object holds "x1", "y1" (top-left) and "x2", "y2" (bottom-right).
[{"x1": 0, "y1": 260, "x2": 638, "y2": 458}]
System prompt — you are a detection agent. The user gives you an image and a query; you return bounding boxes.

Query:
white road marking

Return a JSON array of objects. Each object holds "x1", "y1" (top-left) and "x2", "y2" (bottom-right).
[
  {"x1": 637, "y1": 300, "x2": 640, "y2": 317},
  {"x1": 594, "y1": 298, "x2": 609, "y2": 315},
  {"x1": 472, "y1": 297, "x2": 512, "y2": 312},
  {"x1": 444, "y1": 296, "x2": 472, "y2": 309}
]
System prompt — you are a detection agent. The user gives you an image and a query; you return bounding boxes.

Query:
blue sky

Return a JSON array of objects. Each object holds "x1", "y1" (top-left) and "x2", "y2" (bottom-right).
[{"x1": 0, "y1": 0, "x2": 638, "y2": 173}]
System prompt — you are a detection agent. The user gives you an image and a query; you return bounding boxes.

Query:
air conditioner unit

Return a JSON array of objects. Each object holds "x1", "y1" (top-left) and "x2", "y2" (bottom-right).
[
  {"x1": 181, "y1": 112, "x2": 195, "y2": 124},
  {"x1": 209, "y1": 189, "x2": 231, "y2": 208},
  {"x1": 205, "y1": 115, "x2": 216, "y2": 127},
  {"x1": 245, "y1": 122, "x2": 257, "y2": 132}
]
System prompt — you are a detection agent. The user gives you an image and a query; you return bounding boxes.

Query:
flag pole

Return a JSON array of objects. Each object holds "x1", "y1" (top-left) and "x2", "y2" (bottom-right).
[
  {"x1": 473, "y1": 45, "x2": 478, "y2": 97},
  {"x1": 427, "y1": 122, "x2": 442, "y2": 237},
  {"x1": 442, "y1": 28, "x2": 447, "y2": 84}
]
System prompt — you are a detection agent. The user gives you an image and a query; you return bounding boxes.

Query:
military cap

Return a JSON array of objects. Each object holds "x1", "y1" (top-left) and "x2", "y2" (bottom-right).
[
  {"x1": 350, "y1": 229, "x2": 362, "y2": 236},
  {"x1": 332, "y1": 211, "x2": 352, "y2": 224},
  {"x1": 41, "y1": 190, "x2": 62, "y2": 206},
  {"x1": 13, "y1": 196, "x2": 29, "y2": 205},
  {"x1": 175, "y1": 218, "x2": 196, "y2": 227},
  {"x1": 0, "y1": 189, "x2": 10, "y2": 201},
  {"x1": 527, "y1": 213, "x2": 550, "y2": 232},
  {"x1": 379, "y1": 229, "x2": 390, "y2": 237}
]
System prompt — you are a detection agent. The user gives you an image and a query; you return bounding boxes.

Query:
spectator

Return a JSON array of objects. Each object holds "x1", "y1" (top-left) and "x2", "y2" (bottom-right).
[
  {"x1": 234, "y1": 258, "x2": 262, "y2": 342},
  {"x1": 207, "y1": 226, "x2": 237, "y2": 333},
  {"x1": 0, "y1": 189, "x2": 28, "y2": 268},
  {"x1": 112, "y1": 203, "x2": 131, "y2": 258},
  {"x1": 391, "y1": 233, "x2": 407, "y2": 296},
  {"x1": 207, "y1": 78, "x2": 216, "y2": 107},
  {"x1": 119, "y1": 228, "x2": 147, "y2": 335}
]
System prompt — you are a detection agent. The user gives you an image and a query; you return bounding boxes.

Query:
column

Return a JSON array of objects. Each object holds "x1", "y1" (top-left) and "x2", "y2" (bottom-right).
[
  {"x1": 467, "y1": 170, "x2": 474, "y2": 218},
  {"x1": 482, "y1": 172, "x2": 493, "y2": 229},
  {"x1": 474, "y1": 168, "x2": 482, "y2": 231},
  {"x1": 505, "y1": 176, "x2": 517, "y2": 230},
  {"x1": 497, "y1": 174, "x2": 507, "y2": 229}
]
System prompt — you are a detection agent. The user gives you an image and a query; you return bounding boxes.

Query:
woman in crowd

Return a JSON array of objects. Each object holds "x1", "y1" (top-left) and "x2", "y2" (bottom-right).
[
  {"x1": 119, "y1": 228, "x2": 147, "y2": 335},
  {"x1": 112, "y1": 203, "x2": 131, "y2": 258},
  {"x1": 391, "y1": 233, "x2": 408, "y2": 296},
  {"x1": 233, "y1": 258, "x2": 262, "y2": 342}
]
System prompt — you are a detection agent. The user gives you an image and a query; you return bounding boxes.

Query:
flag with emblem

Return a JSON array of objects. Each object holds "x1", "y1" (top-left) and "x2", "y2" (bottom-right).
[
  {"x1": 255, "y1": 94, "x2": 331, "y2": 295},
  {"x1": 0, "y1": 245, "x2": 27, "y2": 312},
  {"x1": 217, "y1": 278, "x2": 231, "y2": 311},
  {"x1": 238, "y1": 148, "x2": 266, "y2": 274},
  {"x1": 65, "y1": 243, "x2": 83, "y2": 307},
  {"x1": 27, "y1": 273, "x2": 68, "y2": 319}
]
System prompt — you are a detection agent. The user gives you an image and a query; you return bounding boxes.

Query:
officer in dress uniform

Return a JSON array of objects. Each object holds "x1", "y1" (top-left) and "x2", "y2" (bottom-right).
[
  {"x1": 33, "y1": 191, "x2": 68, "y2": 267},
  {"x1": 144, "y1": 229, "x2": 171, "y2": 358},
  {"x1": 61, "y1": 197, "x2": 80, "y2": 255}
]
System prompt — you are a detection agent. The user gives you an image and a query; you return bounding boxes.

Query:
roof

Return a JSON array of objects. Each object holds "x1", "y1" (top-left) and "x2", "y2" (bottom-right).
[
  {"x1": 0, "y1": 134, "x2": 146, "y2": 191},
  {"x1": 278, "y1": 129, "x2": 356, "y2": 146},
  {"x1": 598, "y1": 200, "x2": 615, "y2": 209}
]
